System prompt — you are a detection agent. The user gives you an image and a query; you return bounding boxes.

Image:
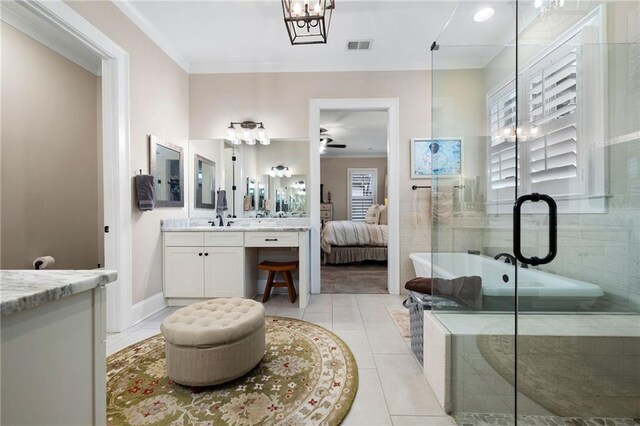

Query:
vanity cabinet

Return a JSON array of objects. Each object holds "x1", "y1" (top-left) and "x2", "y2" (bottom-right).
[{"x1": 163, "y1": 232, "x2": 246, "y2": 298}]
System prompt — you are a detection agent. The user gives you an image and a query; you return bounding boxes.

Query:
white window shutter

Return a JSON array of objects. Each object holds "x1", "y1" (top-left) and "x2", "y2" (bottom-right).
[
  {"x1": 489, "y1": 87, "x2": 519, "y2": 190},
  {"x1": 348, "y1": 169, "x2": 377, "y2": 221}
]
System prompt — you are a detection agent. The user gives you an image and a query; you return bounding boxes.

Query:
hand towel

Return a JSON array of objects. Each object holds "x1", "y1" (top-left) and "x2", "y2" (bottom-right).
[
  {"x1": 263, "y1": 199, "x2": 271, "y2": 211},
  {"x1": 243, "y1": 195, "x2": 252, "y2": 211},
  {"x1": 433, "y1": 191, "x2": 453, "y2": 224},
  {"x1": 216, "y1": 190, "x2": 228, "y2": 213},
  {"x1": 135, "y1": 174, "x2": 155, "y2": 211},
  {"x1": 412, "y1": 187, "x2": 431, "y2": 225}
]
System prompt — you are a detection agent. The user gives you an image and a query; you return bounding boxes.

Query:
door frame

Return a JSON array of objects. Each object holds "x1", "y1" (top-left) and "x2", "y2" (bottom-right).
[
  {"x1": 309, "y1": 98, "x2": 400, "y2": 295},
  {"x1": 9, "y1": 0, "x2": 133, "y2": 332}
]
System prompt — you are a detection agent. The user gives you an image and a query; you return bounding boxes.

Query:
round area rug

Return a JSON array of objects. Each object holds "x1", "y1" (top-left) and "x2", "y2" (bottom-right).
[{"x1": 107, "y1": 316, "x2": 358, "y2": 425}]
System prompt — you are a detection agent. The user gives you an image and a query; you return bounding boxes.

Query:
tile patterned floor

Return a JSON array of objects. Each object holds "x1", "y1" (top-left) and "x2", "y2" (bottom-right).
[{"x1": 106, "y1": 293, "x2": 455, "y2": 425}]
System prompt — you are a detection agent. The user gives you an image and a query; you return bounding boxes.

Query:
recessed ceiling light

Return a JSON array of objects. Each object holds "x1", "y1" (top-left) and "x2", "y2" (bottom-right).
[{"x1": 474, "y1": 7, "x2": 495, "y2": 22}]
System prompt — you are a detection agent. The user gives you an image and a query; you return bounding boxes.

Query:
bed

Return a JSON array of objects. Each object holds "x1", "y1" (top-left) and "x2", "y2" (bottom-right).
[{"x1": 321, "y1": 220, "x2": 388, "y2": 264}]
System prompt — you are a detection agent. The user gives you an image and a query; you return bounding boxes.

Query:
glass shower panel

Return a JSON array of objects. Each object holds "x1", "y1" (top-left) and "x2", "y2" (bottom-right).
[
  {"x1": 430, "y1": 12, "x2": 519, "y2": 419},
  {"x1": 515, "y1": 0, "x2": 640, "y2": 420}
]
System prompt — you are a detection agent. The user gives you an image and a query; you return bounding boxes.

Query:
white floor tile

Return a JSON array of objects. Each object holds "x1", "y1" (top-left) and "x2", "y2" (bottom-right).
[
  {"x1": 391, "y1": 415, "x2": 455, "y2": 425},
  {"x1": 303, "y1": 311, "x2": 333, "y2": 330},
  {"x1": 305, "y1": 294, "x2": 333, "y2": 312},
  {"x1": 332, "y1": 294, "x2": 359, "y2": 307},
  {"x1": 375, "y1": 354, "x2": 446, "y2": 416},
  {"x1": 334, "y1": 330, "x2": 376, "y2": 369},
  {"x1": 342, "y1": 369, "x2": 392, "y2": 426},
  {"x1": 365, "y1": 322, "x2": 413, "y2": 355},
  {"x1": 333, "y1": 305, "x2": 365, "y2": 331}
]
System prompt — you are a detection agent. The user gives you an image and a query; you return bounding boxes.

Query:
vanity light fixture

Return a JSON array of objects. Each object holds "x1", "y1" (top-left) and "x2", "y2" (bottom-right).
[
  {"x1": 225, "y1": 121, "x2": 270, "y2": 146},
  {"x1": 282, "y1": 0, "x2": 335, "y2": 45},
  {"x1": 269, "y1": 165, "x2": 292, "y2": 178},
  {"x1": 473, "y1": 7, "x2": 495, "y2": 22}
]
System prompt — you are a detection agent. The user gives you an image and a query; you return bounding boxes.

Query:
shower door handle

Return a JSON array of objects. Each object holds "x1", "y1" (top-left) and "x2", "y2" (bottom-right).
[{"x1": 513, "y1": 193, "x2": 557, "y2": 266}]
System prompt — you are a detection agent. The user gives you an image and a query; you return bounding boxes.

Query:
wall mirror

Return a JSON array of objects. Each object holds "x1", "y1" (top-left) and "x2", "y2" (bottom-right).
[
  {"x1": 268, "y1": 174, "x2": 307, "y2": 217},
  {"x1": 195, "y1": 154, "x2": 215, "y2": 210},
  {"x1": 150, "y1": 135, "x2": 184, "y2": 207}
]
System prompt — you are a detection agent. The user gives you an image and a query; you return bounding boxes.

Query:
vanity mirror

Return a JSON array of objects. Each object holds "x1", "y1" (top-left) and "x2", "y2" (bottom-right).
[
  {"x1": 150, "y1": 135, "x2": 184, "y2": 207},
  {"x1": 195, "y1": 154, "x2": 216, "y2": 210},
  {"x1": 268, "y1": 174, "x2": 307, "y2": 217}
]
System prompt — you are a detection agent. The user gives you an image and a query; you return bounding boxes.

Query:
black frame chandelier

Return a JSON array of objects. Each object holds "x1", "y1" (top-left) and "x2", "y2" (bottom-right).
[
  {"x1": 225, "y1": 121, "x2": 269, "y2": 146},
  {"x1": 281, "y1": 0, "x2": 335, "y2": 45}
]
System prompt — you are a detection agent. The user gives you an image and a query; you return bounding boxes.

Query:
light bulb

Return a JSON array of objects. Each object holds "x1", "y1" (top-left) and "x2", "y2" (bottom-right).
[
  {"x1": 284, "y1": 168, "x2": 292, "y2": 178},
  {"x1": 473, "y1": 7, "x2": 494, "y2": 22},
  {"x1": 292, "y1": 1, "x2": 302, "y2": 16},
  {"x1": 242, "y1": 129, "x2": 255, "y2": 145},
  {"x1": 314, "y1": 1, "x2": 322, "y2": 14},
  {"x1": 226, "y1": 125, "x2": 239, "y2": 145},
  {"x1": 319, "y1": 145, "x2": 326, "y2": 154}
]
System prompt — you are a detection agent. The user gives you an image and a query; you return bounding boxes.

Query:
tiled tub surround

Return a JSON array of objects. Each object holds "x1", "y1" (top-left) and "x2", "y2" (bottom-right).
[
  {"x1": 1, "y1": 269, "x2": 117, "y2": 425},
  {"x1": 424, "y1": 313, "x2": 640, "y2": 419},
  {"x1": 0, "y1": 269, "x2": 117, "y2": 316}
]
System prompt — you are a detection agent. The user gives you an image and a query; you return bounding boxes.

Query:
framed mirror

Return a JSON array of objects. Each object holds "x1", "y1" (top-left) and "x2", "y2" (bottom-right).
[
  {"x1": 150, "y1": 135, "x2": 184, "y2": 207},
  {"x1": 195, "y1": 154, "x2": 216, "y2": 210}
]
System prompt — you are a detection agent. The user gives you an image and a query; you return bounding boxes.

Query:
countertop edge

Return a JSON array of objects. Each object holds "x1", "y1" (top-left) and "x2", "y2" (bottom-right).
[
  {"x1": 0, "y1": 270, "x2": 118, "y2": 317},
  {"x1": 160, "y1": 226, "x2": 312, "y2": 232}
]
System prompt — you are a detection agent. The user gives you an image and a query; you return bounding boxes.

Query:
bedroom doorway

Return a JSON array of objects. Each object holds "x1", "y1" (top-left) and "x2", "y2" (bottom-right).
[
  {"x1": 309, "y1": 98, "x2": 400, "y2": 295},
  {"x1": 319, "y1": 110, "x2": 389, "y2": 293}
]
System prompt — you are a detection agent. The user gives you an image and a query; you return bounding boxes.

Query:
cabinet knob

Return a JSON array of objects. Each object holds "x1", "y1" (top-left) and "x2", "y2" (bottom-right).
[
  {"x1": 199, "y1": 253, "x2": 203, "y2": 256},
  {"x1": 204, "y1": 253, "x2": 209, "y2": 256}
]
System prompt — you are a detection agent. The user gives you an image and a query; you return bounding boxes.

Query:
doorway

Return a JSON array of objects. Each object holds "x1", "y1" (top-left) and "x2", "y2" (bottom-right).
[
  {"x1": 309, "y1": 99, "x2": 400, "y2": 295},
  {"x1": 318, "y1": 110, "x2": 389, "y2": 293}
]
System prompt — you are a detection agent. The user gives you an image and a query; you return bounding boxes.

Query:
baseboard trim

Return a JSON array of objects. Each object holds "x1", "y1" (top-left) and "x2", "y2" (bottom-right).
[{"x1": 131, "y1": 292, "x2": 166, "y2": 326}]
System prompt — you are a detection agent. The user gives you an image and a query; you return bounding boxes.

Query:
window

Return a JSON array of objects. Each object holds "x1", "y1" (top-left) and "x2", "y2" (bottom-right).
[
  {"x1": 348, "y1": 168, "x2": 377, "y2": 221},
  {"x1": 486, "y1": 8, "x2": 606, "y2": 214}
]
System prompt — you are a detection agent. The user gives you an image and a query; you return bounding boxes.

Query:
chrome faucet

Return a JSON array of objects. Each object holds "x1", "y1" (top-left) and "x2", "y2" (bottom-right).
[{"x1": 494, "y1": 252, "x2": 528, "y2": 268}]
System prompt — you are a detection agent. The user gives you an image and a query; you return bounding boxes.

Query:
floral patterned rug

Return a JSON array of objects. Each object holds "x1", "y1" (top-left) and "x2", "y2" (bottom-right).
[{"x1": 107, "y1": 316, "x2": 358, "y2": 425}]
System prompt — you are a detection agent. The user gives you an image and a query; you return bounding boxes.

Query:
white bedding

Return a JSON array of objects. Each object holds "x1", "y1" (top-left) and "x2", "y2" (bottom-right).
[{"x1": 321, "y1": 221, "x2": 388, "y2": 254}]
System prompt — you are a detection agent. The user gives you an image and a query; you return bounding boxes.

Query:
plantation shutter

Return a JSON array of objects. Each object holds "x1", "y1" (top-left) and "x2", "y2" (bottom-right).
[
  {"x1": 349, "y1": 169, "x2": 376, "y2": 221},
  {"x1": 489, "y1": 88, "x2": 519, "y2": 189},
  {"x1": 527, "y1": 47, "x2": 578, "y2": 183}
]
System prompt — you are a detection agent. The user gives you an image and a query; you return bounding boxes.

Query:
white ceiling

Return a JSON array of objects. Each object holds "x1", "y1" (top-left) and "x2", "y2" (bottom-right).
[
  {"x1": 113, "y1": 0, "x2": 527, "y2": 73},
  {"x1": 319, "y1": 109, "x2": 387, "y2": 157}
]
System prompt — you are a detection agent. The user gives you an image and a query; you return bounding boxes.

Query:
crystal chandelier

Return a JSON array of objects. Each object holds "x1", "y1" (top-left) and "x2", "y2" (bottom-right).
[
  {"x1": 281, "y1": 0, "x2": 335, "y2": 45},
  {"x1": 225, "y1": 121, "x2": 270, "y2": 146},
  {"x1": 534, "y1": 0, "x2": 565, "y2": 15}
]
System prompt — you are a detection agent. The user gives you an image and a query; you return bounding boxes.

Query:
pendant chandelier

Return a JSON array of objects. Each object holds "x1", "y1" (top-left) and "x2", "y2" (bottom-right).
[
  {"x1": 225, "y1": 121, "x2": 270, "y2": 146},
  {"x1": 281, "y1": 0, "x2": 335, "y2": 45}
]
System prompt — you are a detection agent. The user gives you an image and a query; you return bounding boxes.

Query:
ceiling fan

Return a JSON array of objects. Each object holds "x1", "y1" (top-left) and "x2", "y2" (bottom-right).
[{"x1": 319, "y1": 128, "x2": 346, "y2": 153}]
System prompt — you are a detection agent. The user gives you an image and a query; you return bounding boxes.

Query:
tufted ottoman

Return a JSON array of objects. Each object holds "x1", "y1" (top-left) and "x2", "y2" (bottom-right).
[{"x1": 160, "y1": 298, "x2": 266, "y2": 386}]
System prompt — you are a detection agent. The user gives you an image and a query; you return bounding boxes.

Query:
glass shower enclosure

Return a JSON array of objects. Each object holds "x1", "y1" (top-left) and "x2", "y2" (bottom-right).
[{"x1": 427, "y1": 0, "x2": 639, "y2": 423}]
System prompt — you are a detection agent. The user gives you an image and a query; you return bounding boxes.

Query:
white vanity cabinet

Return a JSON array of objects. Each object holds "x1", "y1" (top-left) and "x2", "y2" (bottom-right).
[{"x1": 163, "y1": 232, "x2": 247, "y2": 298}]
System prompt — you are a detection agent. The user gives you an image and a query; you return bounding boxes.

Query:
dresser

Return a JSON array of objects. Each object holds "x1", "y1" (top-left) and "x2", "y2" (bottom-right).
[{"x1": 320, "y1": 202, "x2": 333, "y2": 227}]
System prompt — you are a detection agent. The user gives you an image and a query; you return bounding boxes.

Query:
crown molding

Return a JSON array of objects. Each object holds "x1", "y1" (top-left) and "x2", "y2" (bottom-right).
[{"x1": 112, "y1": 0, "x2": 189, "y2": 72}]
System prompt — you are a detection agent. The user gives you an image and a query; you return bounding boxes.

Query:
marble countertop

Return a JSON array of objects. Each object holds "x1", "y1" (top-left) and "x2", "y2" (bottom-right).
[
  {"x1": 0, "y1": 270, "x2": 117, "y2": 317},
  {"x1": 161, "y1": 218, "x2": 311, "y2": 232}
]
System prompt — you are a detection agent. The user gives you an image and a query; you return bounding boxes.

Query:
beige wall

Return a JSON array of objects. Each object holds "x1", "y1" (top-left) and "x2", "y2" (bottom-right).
[
  {"x1": 321, "y1": 157, "x2": 387, "y2": 220},
  {"x1": 1, "y1": 23, "x2": 100, "y2": 269},
  {"x1": 190, "y1": 70, "x2": 486, "y2": 285},
  {"x1": 68, "y1": 1, "x2": 190, "y2": 303}
]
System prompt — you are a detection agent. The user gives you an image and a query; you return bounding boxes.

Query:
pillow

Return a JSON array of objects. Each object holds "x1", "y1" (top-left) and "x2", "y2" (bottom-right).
[
  {"x1": 378, "y1": 205, "x2": 388, "y2": 225},
  {"x1": 364, "y1": 205, "x2": 381, "y2": 224}
]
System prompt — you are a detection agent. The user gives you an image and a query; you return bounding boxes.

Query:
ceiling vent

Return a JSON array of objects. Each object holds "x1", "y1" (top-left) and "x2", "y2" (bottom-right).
[{"x1": 347, "y1": 40, "x2": 372, "y2": 51}]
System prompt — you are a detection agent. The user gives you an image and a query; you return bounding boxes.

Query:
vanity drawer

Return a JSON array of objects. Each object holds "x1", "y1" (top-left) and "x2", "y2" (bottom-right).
[
  {"x1": 204, "y1": 232, "x2": 244, "y2": 247},
  {"x1": 244, "y1": 232, "x2": 299, "y2": 247},
  {"x1": 164, "y1": 232, "x2": 204, "y2": 247}
]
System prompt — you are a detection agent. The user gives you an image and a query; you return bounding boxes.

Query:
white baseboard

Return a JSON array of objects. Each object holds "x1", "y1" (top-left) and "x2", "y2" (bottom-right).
[{"x1": 131, "y1": 292, "x2": 166, "y2": 326}]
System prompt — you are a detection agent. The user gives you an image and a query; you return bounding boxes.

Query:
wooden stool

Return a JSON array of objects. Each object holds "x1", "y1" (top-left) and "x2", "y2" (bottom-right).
[{"x1": 258, "y1": 261, "x2": 299, "y2": 303}]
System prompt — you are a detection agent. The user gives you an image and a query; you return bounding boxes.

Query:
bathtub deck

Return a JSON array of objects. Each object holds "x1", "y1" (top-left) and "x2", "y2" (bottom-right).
[{"x1": 432, "y1": 313, "x2": 640, "y2": 336}]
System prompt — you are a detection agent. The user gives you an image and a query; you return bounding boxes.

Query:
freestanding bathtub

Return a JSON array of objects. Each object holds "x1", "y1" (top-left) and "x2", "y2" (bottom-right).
[{"x1": 409, "y1": 252, "x2": 605, "y2": 311}]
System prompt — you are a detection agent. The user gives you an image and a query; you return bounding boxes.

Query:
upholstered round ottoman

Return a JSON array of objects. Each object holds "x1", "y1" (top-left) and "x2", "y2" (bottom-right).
[{"x1": 160, "y1": 298, "x2": 266, "y2": 386}]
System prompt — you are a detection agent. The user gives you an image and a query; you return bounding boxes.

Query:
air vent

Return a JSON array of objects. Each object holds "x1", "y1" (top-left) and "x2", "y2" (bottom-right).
[{"x1": 347, "y1": 40, "x2": 372, "y2": 51}]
